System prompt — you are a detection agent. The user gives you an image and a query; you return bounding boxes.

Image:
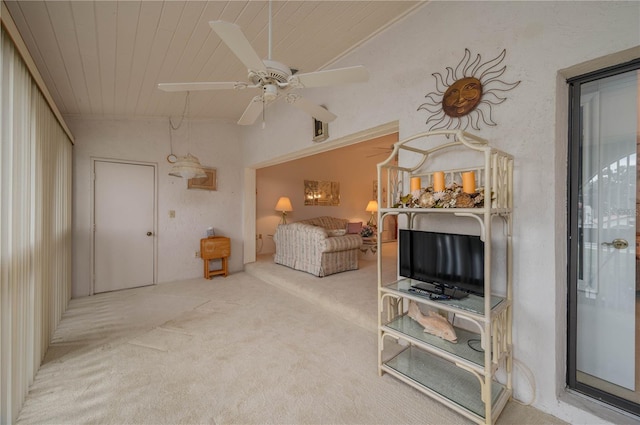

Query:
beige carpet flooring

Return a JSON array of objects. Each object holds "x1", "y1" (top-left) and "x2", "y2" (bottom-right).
[{"x1": 16, "y1": 244, "x2": 566, "y2": 424}]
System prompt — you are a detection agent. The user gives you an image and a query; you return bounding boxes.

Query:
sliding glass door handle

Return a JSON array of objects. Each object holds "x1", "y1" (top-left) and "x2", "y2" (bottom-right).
[{"x1": 601, "y1": 238, "x2": 628, "y2": 249}]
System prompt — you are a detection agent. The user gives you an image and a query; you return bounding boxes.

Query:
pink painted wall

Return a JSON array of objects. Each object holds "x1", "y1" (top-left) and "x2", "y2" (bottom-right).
[{"x1": 255, "y1": 133, "x2": 397, "y2": 254}]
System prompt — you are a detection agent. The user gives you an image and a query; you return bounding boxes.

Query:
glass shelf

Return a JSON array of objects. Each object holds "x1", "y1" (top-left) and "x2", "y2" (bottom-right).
[
  {"x1": 383, "y1": 346, "x2": 506, "y2": 419},
  {"x1": 383, "y1": 315, "x2": 485, "y2": 370},
  {"x1": 382, "y1": 278, "x2": 505, "y2": 317}
]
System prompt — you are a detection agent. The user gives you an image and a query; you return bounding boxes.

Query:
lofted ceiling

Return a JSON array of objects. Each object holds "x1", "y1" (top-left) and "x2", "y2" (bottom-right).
[{"x1": 4, "y1": 0, "x2": 423, "y2": 123}]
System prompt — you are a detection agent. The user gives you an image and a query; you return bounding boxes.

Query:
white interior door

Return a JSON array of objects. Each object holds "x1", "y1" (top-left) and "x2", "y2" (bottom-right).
[
  {"x1": 576, "y1": 70, "x2": 637, "y2": 390},
  {"x1": 94, "y1": 160, "x2": 156, "y2": 293}
]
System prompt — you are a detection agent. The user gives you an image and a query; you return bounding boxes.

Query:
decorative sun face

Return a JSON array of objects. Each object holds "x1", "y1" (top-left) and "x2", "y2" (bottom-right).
[
  {"x1": 442, "y1": 77, "x2": 482, "y2": 117},
  {"x1": 418, "y1": 49, "x2": 520, "y2": 132}
]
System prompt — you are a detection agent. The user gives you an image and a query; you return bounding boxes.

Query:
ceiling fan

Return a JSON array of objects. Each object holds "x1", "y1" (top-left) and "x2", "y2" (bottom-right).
[
  {"x1": 366, "y1": 145, "x2": 396, "y2": 158},
  {"x1": 158, "y1": 3, "x2": 369, "y2": 126}
]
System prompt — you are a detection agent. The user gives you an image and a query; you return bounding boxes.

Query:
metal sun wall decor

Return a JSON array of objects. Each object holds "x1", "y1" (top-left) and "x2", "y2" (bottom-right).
[{"x1": 418, "y1": 49, "x2": 520, "y2": 132}]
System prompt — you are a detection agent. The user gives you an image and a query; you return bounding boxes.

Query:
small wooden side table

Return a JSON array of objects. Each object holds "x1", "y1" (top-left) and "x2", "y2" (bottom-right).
[{"x1": 200, "y1": 236, "x2": 230, "y2": 279}]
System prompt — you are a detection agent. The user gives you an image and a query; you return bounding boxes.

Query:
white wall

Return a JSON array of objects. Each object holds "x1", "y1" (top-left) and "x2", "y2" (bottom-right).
[
  {"x1": 241, "y1": 1, "x2": 640, "y2": 423},
  {"x1": 69, "y1": 116, "x2": 244, "y2": 297}
]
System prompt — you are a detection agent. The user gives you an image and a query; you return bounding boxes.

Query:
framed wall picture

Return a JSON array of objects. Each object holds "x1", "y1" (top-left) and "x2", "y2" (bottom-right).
[
  {"x1": 312, "y1": 118, "x2": 329, "y2": 143},
  {"x1": 304, "y1": 179, "x2": 340, "y2": 206},
  {"x1": 188, "y1": 168, "x2": 217, "y2": 190},
  {"x1": 373, "y1": 180, "x2": 387, "y2": 206}
]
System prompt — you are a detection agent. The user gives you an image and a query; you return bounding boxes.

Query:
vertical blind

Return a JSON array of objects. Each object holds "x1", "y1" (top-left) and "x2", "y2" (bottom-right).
[{"x1": 0, "y1": 27, "x2": 72, "y2": 424}]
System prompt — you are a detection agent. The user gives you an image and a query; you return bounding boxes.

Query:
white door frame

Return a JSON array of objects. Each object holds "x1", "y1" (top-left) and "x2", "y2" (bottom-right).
[{"x1": 90, "y1": 157, "x2": 158, "y2": 295}]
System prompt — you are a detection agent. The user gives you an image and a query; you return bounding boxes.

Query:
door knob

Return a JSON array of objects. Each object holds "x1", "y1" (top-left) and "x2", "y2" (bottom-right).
[
  {"x1": 601, "y1": 238, "x2": 628, "y2": 249},
  {"x1": 146, "y1": 231, "x2": 153, "y2": 236}
]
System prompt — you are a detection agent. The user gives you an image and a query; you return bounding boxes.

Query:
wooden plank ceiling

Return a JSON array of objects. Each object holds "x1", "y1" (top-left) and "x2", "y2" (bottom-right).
[{"x1": 4, "y1": 1, "x2": 422, "y2": 122}]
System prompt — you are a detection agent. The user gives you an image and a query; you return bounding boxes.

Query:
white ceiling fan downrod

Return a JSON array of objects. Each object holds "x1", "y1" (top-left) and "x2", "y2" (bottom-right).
[{"x1": 268, "y1": 0, "x2": 272, "y2": 61}]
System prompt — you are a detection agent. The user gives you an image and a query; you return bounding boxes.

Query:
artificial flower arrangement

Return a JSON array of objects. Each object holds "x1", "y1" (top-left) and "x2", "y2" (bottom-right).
[
  {"x1": 360, "y1": 225, "x2": 375, "y2": 238},
  {"x1": 394, "y1": 183, "x2": 485, "y2": 209}
]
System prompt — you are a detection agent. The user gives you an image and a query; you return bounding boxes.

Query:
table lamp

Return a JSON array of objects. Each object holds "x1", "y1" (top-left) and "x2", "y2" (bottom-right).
[
  {"x1": 365, "y1": 200, "x2": 378, "y2": 227},
  {"x1": 275, "y1": 196, "x2": 293, "y2": 224}
]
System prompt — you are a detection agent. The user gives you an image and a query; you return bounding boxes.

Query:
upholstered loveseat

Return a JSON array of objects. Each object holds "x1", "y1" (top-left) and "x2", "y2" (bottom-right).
[{"x1": 274, "y1": 216, "x2": 362, "y2": 277}]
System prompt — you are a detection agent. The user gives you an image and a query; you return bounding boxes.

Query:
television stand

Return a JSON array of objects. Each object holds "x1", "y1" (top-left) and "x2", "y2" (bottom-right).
[{"x1": 377, "y1": 130, "x2": 513, "y2": 424}]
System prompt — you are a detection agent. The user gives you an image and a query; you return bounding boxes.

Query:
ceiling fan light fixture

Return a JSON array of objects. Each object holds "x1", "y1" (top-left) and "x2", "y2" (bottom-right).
[
  {"x1": 263, "y1": 84, "x2": 278, "y2": 101},
  {"x1": 169, "y1": 153, "x2": 207, "y2": 179}
]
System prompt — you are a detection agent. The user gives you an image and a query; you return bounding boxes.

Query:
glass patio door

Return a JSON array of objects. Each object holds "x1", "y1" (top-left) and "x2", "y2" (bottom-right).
[{"x1": 568, "y1": 60, "x2": 640, "y2": 416}]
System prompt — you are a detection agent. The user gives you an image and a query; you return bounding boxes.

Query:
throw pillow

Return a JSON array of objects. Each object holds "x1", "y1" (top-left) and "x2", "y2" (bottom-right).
[
  {"x1": 327, "y1": 229, "x2": 346, "y2": 237},
  {"x1": 346, "y1": 222, "x2": 362, "y2": 234}
]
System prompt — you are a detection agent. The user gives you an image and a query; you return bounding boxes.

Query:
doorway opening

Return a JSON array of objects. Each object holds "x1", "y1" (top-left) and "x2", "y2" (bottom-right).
[{"x1": 253, "y1": 125, "x2": 399, "y2": 257}]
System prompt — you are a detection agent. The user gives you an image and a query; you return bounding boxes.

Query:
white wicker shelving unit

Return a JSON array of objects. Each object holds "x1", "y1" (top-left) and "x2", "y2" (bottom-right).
[{"x1": 376, "y1": 130, "x2": 513, "y2": 425}]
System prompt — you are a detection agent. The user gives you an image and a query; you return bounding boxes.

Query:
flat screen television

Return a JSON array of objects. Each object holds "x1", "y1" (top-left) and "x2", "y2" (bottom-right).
[{"x1": 399, "y1": 229, "x2": 485, "y2": 298}]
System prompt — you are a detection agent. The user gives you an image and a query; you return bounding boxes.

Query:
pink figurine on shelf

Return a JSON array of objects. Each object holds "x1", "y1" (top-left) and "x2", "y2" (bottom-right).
[{"x1": 407, "y1": 300, "x2": 458, "y2": 343}]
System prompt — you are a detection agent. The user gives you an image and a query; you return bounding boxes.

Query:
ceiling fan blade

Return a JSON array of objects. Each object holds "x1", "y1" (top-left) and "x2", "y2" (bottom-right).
[
  {"x1": 287, "y1": 96, "x2": 337, "y2": 122},
  {"x1": 158, "y1": 82, "x2": 251, "y2": 92},
  {"x1": 209, "y1": 21, "x2": 267, "y2": 73},
  {"x1": 291, "y1": 65, "x2": 369, "y2": 88},
  {"x1": 366, "y1": 152, "x2": 389, "y2": 158},
  {"x1": 238, "y1": 96, "x2": 264, "y2": 126}
]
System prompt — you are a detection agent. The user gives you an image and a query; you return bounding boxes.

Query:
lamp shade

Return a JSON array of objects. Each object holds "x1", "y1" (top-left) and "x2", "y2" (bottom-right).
[
  {"x1": 365, "y1": 200, "x2": 378, "y2": 212},
  {"x1": 275, "y1": 197, "x2": 293, "y2": 212},
  {"x1": 169, "y1": 153, "x2": 207, "y2": 179}
]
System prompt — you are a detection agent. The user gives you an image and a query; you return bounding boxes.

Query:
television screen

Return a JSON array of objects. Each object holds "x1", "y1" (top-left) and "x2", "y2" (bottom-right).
[{"x1": 399, "y1": 229, "x2": 485, "y2": 297}]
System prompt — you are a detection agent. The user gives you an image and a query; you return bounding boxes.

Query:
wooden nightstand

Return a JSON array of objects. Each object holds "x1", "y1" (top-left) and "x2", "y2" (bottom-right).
[{"x1": 200, "y1": 236, "x2": 230, "y2": 279}]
